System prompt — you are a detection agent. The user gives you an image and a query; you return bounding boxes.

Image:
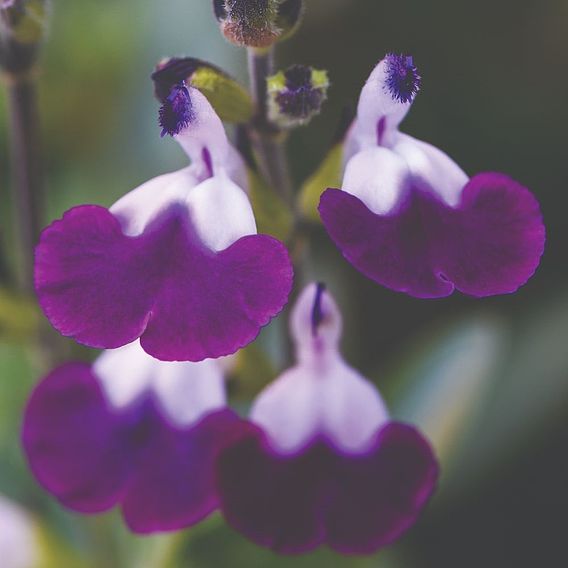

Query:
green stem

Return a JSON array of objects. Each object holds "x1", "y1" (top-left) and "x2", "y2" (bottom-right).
[
  {"x1": 4, "y1": 73, "x2": 44, "y2": 295},
  {"x1": 247, "y1": 47, "x2": 294, "y2": 209}
]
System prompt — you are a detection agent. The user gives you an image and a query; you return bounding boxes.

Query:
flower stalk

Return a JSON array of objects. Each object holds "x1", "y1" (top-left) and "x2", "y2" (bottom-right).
[
  {"x1": 1, "y1": 0, "x2": 49, "y2": 294},
  {"x1": 247, "y1": 47, "x2": 294, "y2": 210},
  {"x1": 4, "y1": 72, "x2": 44, "y2": 294}
]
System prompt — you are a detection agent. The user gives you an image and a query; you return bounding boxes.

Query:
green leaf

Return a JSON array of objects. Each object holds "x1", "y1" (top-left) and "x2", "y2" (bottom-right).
[
  {"x1": 0, "y1": 288, "x2": 39, "y2": 342},
  {"x1": 449, "y1": 294, "x2": 568, "y2": 488},
  {"x1": 191, "y1": 66, "x2": 254, "y2": 124},
  {"x1": 170, "y1": 516, "x2": 406, "y2": 568},
  {"x1": 249, "y1": 168, "x2": 293, "y2": 242},
  {"x1": 36, "y1": 520, "x2": 93, "y2": 568},
  {"x1": 229, "y1": 341, "x2": 276, "y2": 402},
  {"x1": 387, "y1": 315, "x2": 507, "y2": 483},
  {"x1": 298, "y1": 143, "x2": 342, "y2": 223}
]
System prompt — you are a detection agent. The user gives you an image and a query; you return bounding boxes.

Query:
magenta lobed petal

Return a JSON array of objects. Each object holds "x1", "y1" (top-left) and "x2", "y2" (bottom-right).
[
  {"x1": 35, "y1": 203, "x2": 293, "y2": 361},
  {"x1": 216, "y1": 421, "x2": 438, "y2": 555},
  {"x1": 22, "y1": 363, "x2": 243, "y2": 533},
  {"x1": 319, "y1": 173, "x2": 545, "y2": 298}
]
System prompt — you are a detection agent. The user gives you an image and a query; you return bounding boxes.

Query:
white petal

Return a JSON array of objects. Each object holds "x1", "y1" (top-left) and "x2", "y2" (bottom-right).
[
  {"x1": 111, "y1": 166, "x2": 256, "y2": 250},
  {"x1": 185, "y1": 172, "x2": 257, "y2": 251},
  {"x1": 94, "y1": 341, "x2": 226, "y2": 427},
  {"x1": 110, "y1": 166, "x2": 199, "y2": 237},
  {"x1": 251, "y1": 283, "x2": 390, "y2": 454},
  {"x1": 350, "y1": 58, "x2": 412, "y2": 152},
  {"x1": 392, "y1": 133, "x2": 469, "y2": 207},
  {"x1": 94, "y1": 341, "x2": 155, "y2": 409},
  {"x1": 251, "y1": 360, "x2": 389, "y2": 454},
  {"x1": 290, "y1": 283, "x2": 342, "y2": 364},
  {"x1": 342, "y1": 147, "x2": 411, "y2": 215},
  {"x1": 152, "y1": 359, "x2": 226, "y2": 427},
  {"x1": 0, "y1": 496, "x2": 39, "y2": 568},
  {"x1": 174, "y1": 88, "x2": 232, "y2": 171}
]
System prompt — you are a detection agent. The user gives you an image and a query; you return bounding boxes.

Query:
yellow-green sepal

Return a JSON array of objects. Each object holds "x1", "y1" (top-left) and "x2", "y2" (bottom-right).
[
  {"x1": 298, "y1": 143, "x2": 343, "y2": 223},
  {"x1": 0, "y1": 288, "x2": 39, "y2": 342},
  {"x1": 190, "y1": 66, "x2": 254, "y2": 124}
]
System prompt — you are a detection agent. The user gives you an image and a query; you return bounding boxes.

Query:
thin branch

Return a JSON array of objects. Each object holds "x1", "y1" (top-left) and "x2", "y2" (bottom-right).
[
  {"x1": 247, "y1": 48, "x2": 294, "y2": 209},
  {"x1": 4, "y1": 72, "x2": 44, "y2": 295}
]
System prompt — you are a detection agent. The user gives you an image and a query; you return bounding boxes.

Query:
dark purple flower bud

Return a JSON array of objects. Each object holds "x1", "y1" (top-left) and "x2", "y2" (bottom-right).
[
  {"x1": 158, "y1": 81, "x2": 195, "y2": 138},
  {"x1": 267, "y1": 64, "x2": 329, "y2": 128},
  {"x1": 384, "y1": 53, "x2": 421, "y2": 104}
]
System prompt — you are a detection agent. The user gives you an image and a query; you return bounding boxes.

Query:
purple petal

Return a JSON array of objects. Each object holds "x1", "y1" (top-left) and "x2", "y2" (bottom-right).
[
  {"x1": 21, "y1": 363, "x2": 137, "y2": 513},
  {"x1": 216, "y1": 422, "x2": 438, "y2": 555},
  {"x1": 22, "y1": 364, "x2": 243, "y2": 532},
  {"x1": 35, "y1": 204, "x2": 293, "y2": 361},
  {"x1": 122, "y1": 409, "x2": 240, "y2": 533},
  {"x1": 319, "y1": 173, "x2": 545, "y2": 298}
]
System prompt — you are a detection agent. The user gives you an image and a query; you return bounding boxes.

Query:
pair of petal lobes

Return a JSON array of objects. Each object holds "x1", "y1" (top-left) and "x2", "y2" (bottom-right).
[
  {"x1": 22, "y1": 361, "x2": 240, "y2": 533},
  {"x1": 35, "y1": 203, "x2": 292, "y2": 361},
  {"x1": 217, "y1": 422, "x2": 437, "y2": 554},
  {"x1": 320, "y1": 172, "x2": 545, "y2": 298}
]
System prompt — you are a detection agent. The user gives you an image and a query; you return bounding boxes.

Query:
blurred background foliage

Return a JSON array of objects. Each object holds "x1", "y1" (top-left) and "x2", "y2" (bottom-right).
[{"x1": 1, "y1": 0, "x2": 567, "y2": 566}]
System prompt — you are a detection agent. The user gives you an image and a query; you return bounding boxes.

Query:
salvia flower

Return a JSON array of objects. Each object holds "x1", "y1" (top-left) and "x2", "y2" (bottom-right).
[
  {"x1": 22, "y1": 341, "x2": 245, "y2": 533},
  {"x1": 35, "y1": 85, "x2": 293, "y2": 362},
  {"x1": 319, "y1": 53, "x2": 545, "y2": 298},
  {"x1": 267, "y1": 64, "x2": 329, "y2": 128},
  {"x1": 216, "y1": 283, "x2": 438, "y2": 554}
]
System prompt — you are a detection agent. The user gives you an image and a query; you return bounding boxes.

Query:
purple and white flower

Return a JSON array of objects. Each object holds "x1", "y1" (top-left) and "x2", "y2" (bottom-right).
[
  {"x1": 35, "y1": 86, "x2": 293, "y2": 361},
  {"x1": 319, "y1": 53, "x2": 545, "y2": 298},
  {"x1": 22, "y1": 341, "x2": 244, "y2": 534},
  {"x1": 216, "y1": 283, "x2": 438, "y2": 554}
]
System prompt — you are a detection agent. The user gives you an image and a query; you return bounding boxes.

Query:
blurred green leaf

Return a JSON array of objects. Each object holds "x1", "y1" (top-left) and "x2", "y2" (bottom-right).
[
  {"x1": 36, "y1": 518, "x2": 92, "y2": 568},
  {"x1": 450, "y1": 294, "x2": 568, "y2": 487},
  {"x1": 298, "y1": 143, "x2": 342, "y2": 223},
  {"x1": 0, "y1": 342, "x2": 35, "y2": 493},
  {"x1": 169, "y1": 516, "x2": 405, "y2": 568},
  {"x1": 229, "y1": 341, "x2": 276, "y2": 402},
  {"x1": 387, "y1": 315, "x2": 507, "y2": 485},
  {"x1": 1, "y1": 0, "x2": 49, "y2": 45},
  {"x1": 249, "y1": 168, "x2": 293, "y2": 242},
  {"x1": 0, "y1": 288, "x2": 39, "y2": 342},
  {"x1": 191, "y1": 66, "x2": 254, "y2": 124}
]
